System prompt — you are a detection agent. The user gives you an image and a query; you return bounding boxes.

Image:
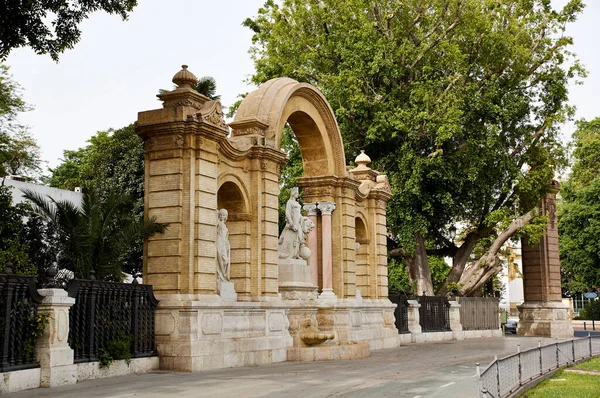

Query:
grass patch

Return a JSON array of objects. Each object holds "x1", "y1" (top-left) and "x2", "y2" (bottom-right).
[
  {"x1": 575, "y1": 356, "x2": 600, "y2": 372},
  {"x1": 521, "y1": 357, "x2": 600, "y2": 398}
]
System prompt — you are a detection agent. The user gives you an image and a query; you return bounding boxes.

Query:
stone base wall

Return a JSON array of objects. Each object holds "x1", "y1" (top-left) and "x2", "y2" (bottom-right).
[
  {"x1": 0, "y1": 368, "x2": 40, "y2": 394},
  {"x1": 154, "y1": 296, "x2": 293, "y2": 372},
  {"x1": 517, "y1": 301, "x2": 574, "y2": 338},
  {"x1": 76, "y1": 357, "x2": 159, "y2": 381}
]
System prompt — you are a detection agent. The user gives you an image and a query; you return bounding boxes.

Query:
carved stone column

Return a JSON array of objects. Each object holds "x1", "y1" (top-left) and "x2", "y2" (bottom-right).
[
  {"x1": 303, "y1": 202, "x2": 319, "y2": 287},
  {"x1": 318, "y1": 202, "x2": 336, "y2": 301}
]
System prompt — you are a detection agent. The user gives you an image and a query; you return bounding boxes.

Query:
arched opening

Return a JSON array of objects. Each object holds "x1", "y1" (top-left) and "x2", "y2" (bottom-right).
[
  {"x1": 231, "y1": 77, "x2": 354, "y2": 298},
  {"x1": 355, "y1": 216, "x2": 370, "y2": 298},
  {"x1": 217, "y1": 180, "x2": 251, "y2": 300}
]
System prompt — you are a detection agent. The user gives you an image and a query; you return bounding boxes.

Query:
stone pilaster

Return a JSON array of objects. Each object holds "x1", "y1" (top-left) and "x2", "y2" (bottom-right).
[
  {"x1": 36, "y1": 289, "x2": 76, "y2": 388},
  {"x1": 518, "y1": 181, "x2": 573, "y2": 338},
  {"x1": 317, "y1": 202, "x2": 337, "y2": 301}
]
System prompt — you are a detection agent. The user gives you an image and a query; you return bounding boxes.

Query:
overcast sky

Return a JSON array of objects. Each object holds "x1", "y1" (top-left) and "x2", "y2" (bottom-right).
[{"x1": 4, "y1": 0, "x2": 599, "y2": 171}]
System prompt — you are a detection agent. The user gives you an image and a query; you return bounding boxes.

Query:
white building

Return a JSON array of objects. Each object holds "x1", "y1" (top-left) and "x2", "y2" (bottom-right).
[{"x1": 2, "y1": 176, "x2": 83, "y2": 207}]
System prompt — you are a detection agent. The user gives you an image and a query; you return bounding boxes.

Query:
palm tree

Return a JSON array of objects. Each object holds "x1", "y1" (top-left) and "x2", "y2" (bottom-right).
[
  {"x1": 158, "y1": 76, "x2": 221, "y2": 100},
  {"x1": 192, "y1": 76, "x2": 220, "y2": 100},
  {"x1": 21, "y1": 188, "x2": 166, "y2": 281}
]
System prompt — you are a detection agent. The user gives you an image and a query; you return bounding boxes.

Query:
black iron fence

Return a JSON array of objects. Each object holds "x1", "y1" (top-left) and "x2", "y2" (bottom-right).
[
  {"x1": 0, "y1": 265, "x2": 43, "y2": 372},
  {"x1": 67, "y1": 278, "x2": 158, "y2": 363},
  {"x1": 388, "y1": 293, "x2": 410, "y2": 333},
  {"x1": 457, "y1": 297, "x2": 499, "y2": 330},
  {"x1": 416, "y1": 296, "x2": 450, "y2": 332}
]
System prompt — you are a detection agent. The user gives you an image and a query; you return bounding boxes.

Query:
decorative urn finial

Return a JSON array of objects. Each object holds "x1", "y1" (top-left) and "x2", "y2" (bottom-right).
[
  {"x1": 172, "y1": 65, "x2": 198, "y2": 89},
  {"x1": 354, "y1": 150, "x2": 372, "y2": 170}
]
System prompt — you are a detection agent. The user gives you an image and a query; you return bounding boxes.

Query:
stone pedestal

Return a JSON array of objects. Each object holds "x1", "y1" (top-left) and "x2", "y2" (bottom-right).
[
  {"x1": 217, "y1": 281, "x2": 237, "y2": 302},
  {"x1": 36, "y1": 289, "x2": 77, "y2": 388},
  {"x1": 449, "y1": 301, "x2": 464, "y2": 340},
  {"x1": 407, "y1": 300, "x2": 424, "y2": 343},
  {"x1": 278, "y1": 259, "x2": 318, "y2": 300},
  {"x1": 517, "y1": 301, "x2": 574, "y2": 338}
]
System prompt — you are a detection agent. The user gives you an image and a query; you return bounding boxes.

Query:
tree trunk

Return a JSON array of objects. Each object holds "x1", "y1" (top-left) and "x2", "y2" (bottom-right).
[
  {"x1": 457, "y1": 210, "x2": 536, "y2": 296},
  {"x1": 407, "y1": 232, "x2": 434, "y2": 296},
  {"x1": 437, "y1": 231, "x2": 482, "y2": 296}
]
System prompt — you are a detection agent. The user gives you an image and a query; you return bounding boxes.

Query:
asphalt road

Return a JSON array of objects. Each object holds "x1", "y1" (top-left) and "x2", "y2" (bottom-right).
[{"x1": 7, "y1": 335, "x2": 563, "y2": 398}]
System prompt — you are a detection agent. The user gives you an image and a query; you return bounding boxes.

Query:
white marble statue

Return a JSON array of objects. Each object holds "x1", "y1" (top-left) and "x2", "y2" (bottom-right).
[
  {"x1": 216, "y1": 209, "x2": 231, "y2": 281},
  {"x1": 278, "y1": 187, "x2": 314, "y2": 260}
]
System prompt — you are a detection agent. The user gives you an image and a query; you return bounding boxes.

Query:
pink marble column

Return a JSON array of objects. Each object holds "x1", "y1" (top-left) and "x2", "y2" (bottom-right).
[
  {"x1": 303, "y1": 202, "x2": 319, "y2": 287},
  {"x1": 317, "y1": 202, "x2": 336, "y2": 301}
]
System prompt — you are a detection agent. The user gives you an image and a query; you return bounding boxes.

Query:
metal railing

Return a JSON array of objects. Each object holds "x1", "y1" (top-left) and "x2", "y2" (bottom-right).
[
  {"x1": 0, "y1": 264, "x2": 43, "y2": 372},
  {"x1": 417, "y1": 295, "x2": 450, "y2": 332},
  {"x1": 478, "y1": 336, "x2": 600, "y2": 397},
  {"x1": 388, "y1": 293, "x2": 410, "y2": 333},
  {"x1": 67, "y1": 277, "x2": 158, "y2": 363},
  {"x1": 457, "y1": 297, "x2": 499, "y2": 330}
]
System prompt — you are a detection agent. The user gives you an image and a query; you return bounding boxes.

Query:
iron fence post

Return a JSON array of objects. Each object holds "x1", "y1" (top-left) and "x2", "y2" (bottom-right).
[
  {"x1": 538, "y1": 341, "x2": 542, "y2": 376},
  {"x1": 517, "y1": 344, "x2": 522, "y2": 387},
  {"x1": 0, "y1": 279, "x2": 14, "y2": 371},
  {"x1": 572, "y1": 339, "x2": 576, "y2": 363},
  {"x1": 555, "y1": 342, "x2": 559, "y2": 369},
  {"x1": 132, "y1": 283, "x2": 140, "y2": 357},
  {"x1": 88, "y1": 281, "x2": 98, "y2": 362},
  {"x1": 476, "y1": 362, "x2": 483, "y2": 398},
  {"x1": 495, "y1": 355, "x2": 501, "y2": 398},
  {"x1": 589, "y1": 333, "x2": 593, "y2": 357}
]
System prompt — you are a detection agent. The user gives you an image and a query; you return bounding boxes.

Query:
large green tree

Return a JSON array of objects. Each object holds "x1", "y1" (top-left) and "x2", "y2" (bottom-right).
[
  {"x1": 244, "y1": 0, "x2": 584, "y2": 295},
  {"x1": 0, "y1": 64, "x2": 41, "y2": 178},
  {"x1": 48, "y1": 124, "x2": 144, "y2": 215},
  {"x1": 558, "y1": 118, "x2": 600, "y2": 294},
  {"x1": 0, "y1": 0, "x2": 137, "y2": 61}
]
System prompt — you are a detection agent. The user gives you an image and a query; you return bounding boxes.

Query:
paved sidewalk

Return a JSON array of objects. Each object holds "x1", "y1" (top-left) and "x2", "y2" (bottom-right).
[{"x1": 8, "y1": 335, "x2": 560, "y2": 398}]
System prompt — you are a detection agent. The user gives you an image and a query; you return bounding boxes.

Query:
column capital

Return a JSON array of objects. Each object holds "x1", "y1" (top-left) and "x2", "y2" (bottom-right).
[
  {"x1": 317, "y1": 201, "x2": 336, "y2": 215},
  {"x1": 303, "y1": 202, "x2": 319, "y2": 216}
]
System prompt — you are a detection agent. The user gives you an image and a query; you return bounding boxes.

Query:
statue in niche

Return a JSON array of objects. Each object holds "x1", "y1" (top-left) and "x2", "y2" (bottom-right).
[
  {"x1": 216, "y1": 209, "x2": 231, "y2": 281},
  {"x1": 278, "y1": 187, "x2": 314, "y2": 260}
]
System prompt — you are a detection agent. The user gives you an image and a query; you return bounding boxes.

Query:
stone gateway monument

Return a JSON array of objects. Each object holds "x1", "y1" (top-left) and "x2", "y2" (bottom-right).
[{"x1": 137, "y1": 66, "x2": 396, "y2": 371}]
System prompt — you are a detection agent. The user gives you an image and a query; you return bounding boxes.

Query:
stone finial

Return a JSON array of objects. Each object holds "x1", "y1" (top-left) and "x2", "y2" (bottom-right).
[
  {"x1": 354, "y1": 150, "x2": 372, "y2": 170},
  {"x1": 172, "y1": 65, "x2": 198, "y2": 89}
]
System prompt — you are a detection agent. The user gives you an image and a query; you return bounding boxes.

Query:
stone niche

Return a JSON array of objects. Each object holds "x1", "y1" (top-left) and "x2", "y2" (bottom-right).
[{"x1": 137, "y1": 66, "x2": 397, "y2": 371}]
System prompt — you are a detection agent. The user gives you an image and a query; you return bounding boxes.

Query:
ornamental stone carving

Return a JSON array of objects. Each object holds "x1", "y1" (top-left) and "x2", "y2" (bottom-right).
[
  {"x1": 317, "y1": 202, "x2": 336, "y2": 216},
  {"x1": 278, "y1": 188, "x2": 314, "y2": 260}
]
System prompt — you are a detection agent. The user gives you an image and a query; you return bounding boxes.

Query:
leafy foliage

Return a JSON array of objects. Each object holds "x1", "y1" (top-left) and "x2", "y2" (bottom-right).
[
  {"x1": 98, "y1": 334, "x2": 133, "y2": 368},
  {"x1": 278, "y1": 125, "x2": 304, "y2": 233},
  {"x1": 559, "y1": 118, "x2": 600, "y2": 294},
  {"x1": 244, "y1": 0, "x2": 584, "y2": 294},
  {"x1": 578, "y1": 299, "x2": 600, "y2": 321},
  {"x1": 22, "y1": 188, "x2": 166, "y2": 281},
  {"x1": 0, "y1": 0, "x2": 137, "y2": 61},
  {"x1": 0, "y1": 64, "x2": 40, "y2": 179},
  {"x1": 0, "y1": 185, "x2": 35, "y2": 274},
  {"x1": 47, "y1": 124, "x2": 147, "y2": 275}
]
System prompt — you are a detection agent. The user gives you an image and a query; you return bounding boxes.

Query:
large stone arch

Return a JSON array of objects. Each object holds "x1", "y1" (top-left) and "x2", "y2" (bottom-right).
[{"x1": 230, "y1": 78, "x2": 347, "y2": 178}]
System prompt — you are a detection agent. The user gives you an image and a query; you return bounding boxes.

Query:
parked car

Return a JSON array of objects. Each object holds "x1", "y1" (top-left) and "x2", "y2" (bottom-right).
[{"x1": 505, "y1": 318, "x2": 518, "y2": 334}]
